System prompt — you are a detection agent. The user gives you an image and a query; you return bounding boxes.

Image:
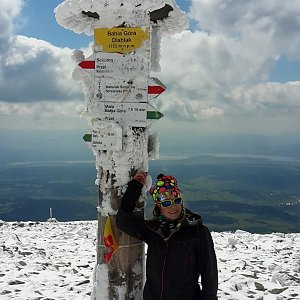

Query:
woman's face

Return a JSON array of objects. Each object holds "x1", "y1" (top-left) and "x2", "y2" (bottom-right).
[{"x1": 159, "y1": 200, "x2": 183, "y2": 220}]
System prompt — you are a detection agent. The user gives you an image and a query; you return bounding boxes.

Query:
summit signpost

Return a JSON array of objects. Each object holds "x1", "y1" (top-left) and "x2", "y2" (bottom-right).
[{"x1": 55, "y1": 1, "x2": 188, "y2": 299}]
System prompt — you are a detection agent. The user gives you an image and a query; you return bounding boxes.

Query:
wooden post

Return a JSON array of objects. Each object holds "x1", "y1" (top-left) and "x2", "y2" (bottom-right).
[
  {"x1": 95, "y1": 129, "x2": 148, "y2": 299},
  {"x1": 101, "y1": 190, "x2": 145, "y2": 299}
]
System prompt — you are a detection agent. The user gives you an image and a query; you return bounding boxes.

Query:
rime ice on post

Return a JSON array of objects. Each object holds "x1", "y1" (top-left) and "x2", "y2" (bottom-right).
[{"x1": 55, "y1": 1, "x2": 188, "y2": 299}]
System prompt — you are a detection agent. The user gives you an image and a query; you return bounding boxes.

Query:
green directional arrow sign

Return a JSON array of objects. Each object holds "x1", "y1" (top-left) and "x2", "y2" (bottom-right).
[
  {"x1": 147, "y1": 111, "x2": 164, "y2": 120},
  {"x1": 83, "y1": 134, "x2": 92, "y2": 142},
  {"x1": 91, "y1": 102, "x2": 163, "y2": 127}
]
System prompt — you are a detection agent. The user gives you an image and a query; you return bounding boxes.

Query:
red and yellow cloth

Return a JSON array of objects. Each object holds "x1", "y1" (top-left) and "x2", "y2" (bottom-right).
[{"x1": 103, "y1": 216, "x2": 118, "y2": 263}]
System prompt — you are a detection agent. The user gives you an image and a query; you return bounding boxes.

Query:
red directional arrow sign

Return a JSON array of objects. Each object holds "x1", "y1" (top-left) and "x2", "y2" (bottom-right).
[
  {"x1": 148, "y1": 86, "x2": 165, "y2": 94},
  {"x1": 78, "y1": 54, "x2": 95, "y2": 76},
  {"x1": 79, "y1": 60, "x2": 95, "y2": 69},
  {"x1": 148, "y1": 77, "x2": 166, "y2": 100}
]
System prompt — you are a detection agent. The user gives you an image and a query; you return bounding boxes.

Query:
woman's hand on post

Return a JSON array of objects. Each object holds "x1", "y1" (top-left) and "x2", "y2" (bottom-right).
[{"x1": 133, "y1": 171, "x2": 147, "y2": 185}]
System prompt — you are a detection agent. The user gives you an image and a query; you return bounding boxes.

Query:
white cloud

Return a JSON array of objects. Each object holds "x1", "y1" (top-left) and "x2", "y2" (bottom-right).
[
  {"x1": 189, "y1": 0, "x2": 300, "y2": 60},
  {"x1": 0, "y1": 100, "x2": 86, "y2": 130},
  {"x1": 0, "y1": 0, "x2": 23, "y2": 38},
  {"x1": 0, "y1": 0, "x2": 300, "y2": 135},
  {"x1": 0, "y1": 0, "x2": 24, "y2": 78},
  {"x1": 152, "y1": 0, "x2": 300, "y2": 129},
  {"x1": 1, "y1": 35, "x2": 83, "y2": 102},
  {"x1": 157, "y1": 90, "x2": 224, "y2": 121},
  {"x1": 158, "y1": 30, "x2": 270, "y2": 96},
  {"x1": 0, "y1": 0, "x2": 87, "y2": 129},
  {"x1": 0, "y1": 100, "x2": 85, "y2": 117},
  {"x1": 226, "y1": 81, "x2": 300, "y2": 112}
]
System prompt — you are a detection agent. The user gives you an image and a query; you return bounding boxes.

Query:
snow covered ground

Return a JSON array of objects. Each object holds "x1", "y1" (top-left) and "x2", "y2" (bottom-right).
[{"x1": 0, "y1": 220, "x2": 299, "y2": 300}]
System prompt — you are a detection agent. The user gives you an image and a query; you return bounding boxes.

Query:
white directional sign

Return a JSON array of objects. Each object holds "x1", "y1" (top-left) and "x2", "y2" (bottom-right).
[
  {"x1": 95, "y1": 52, "x2": 149, "y2": 77},
  {"x1": 91, "y1": 126, "x2": 123, "y2": 151},
  {"x1": 94, "y1": 76, "x2": 148, "y2": 102},
  {"x1": 89, "y1": 102, "x2": 163, "y2": 127},
  {"x1": 93, "y1": 76, "x2": 166, "y2": 103},
  {"x1": 79, "y1": 52, "x2": 149, "y2": 78}
]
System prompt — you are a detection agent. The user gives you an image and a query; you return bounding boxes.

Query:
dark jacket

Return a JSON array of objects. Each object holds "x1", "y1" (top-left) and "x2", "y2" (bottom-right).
[{"x1": 116, "y1": 179, "x2": 218, "y2": 300}]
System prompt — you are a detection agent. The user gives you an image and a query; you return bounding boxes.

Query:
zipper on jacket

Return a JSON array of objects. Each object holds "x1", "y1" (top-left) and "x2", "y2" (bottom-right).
[{"x1": 159, "y1": 242, "x2": 168, "y2": 300}]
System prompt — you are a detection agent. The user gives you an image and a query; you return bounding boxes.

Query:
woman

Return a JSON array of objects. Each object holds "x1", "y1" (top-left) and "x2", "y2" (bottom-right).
[{"x1": 116, "y1": 172, "x2": 218, "y2": 300}]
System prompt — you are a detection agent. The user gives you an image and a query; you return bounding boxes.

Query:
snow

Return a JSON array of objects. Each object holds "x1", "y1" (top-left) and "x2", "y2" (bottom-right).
[
  {"x1": 55, "y1": 0, "x2": 188, "y2": 37},
  {"x1": 0, "y1": 220, "x2": 299, "y2": 300},
  {"x1": 0, "y1": 221, "x2": 97, "y2": 300}
]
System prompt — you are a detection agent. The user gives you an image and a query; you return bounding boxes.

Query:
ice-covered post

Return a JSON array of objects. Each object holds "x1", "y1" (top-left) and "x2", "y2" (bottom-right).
[{"x1": 55, "y1": 1, "x2": 188, "y2": 299}]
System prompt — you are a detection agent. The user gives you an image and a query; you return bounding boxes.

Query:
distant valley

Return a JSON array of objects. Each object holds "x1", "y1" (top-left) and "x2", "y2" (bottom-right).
[{"x1": 0, "y1": 153, "x2": 299, "y2": 233}]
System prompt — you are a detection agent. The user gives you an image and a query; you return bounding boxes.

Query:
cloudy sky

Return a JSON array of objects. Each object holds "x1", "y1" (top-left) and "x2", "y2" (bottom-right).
[{"x1": 1, "y1": 0, "x2": 300, "y2": 160}]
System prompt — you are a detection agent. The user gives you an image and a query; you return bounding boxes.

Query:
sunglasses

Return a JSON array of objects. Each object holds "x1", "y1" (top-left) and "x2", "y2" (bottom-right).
[{"x1": 159, "y1": 197, "x2": 182, "y2": 208}]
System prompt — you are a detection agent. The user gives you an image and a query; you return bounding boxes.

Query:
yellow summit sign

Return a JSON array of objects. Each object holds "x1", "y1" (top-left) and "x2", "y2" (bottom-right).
[{"x1": 94, "y1": 27, "x2": 149, "y2": 53}]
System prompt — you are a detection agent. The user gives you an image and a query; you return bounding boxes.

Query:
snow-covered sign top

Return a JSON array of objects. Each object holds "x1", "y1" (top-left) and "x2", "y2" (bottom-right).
[{"x1": 54, "y1": 0, "x2": 188, "y2": 35}]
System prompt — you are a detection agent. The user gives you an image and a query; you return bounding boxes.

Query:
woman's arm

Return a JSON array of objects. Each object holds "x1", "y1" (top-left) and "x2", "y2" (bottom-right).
[{"x1": 116, "y1": 173, "x2": 148, "y2": 241}]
